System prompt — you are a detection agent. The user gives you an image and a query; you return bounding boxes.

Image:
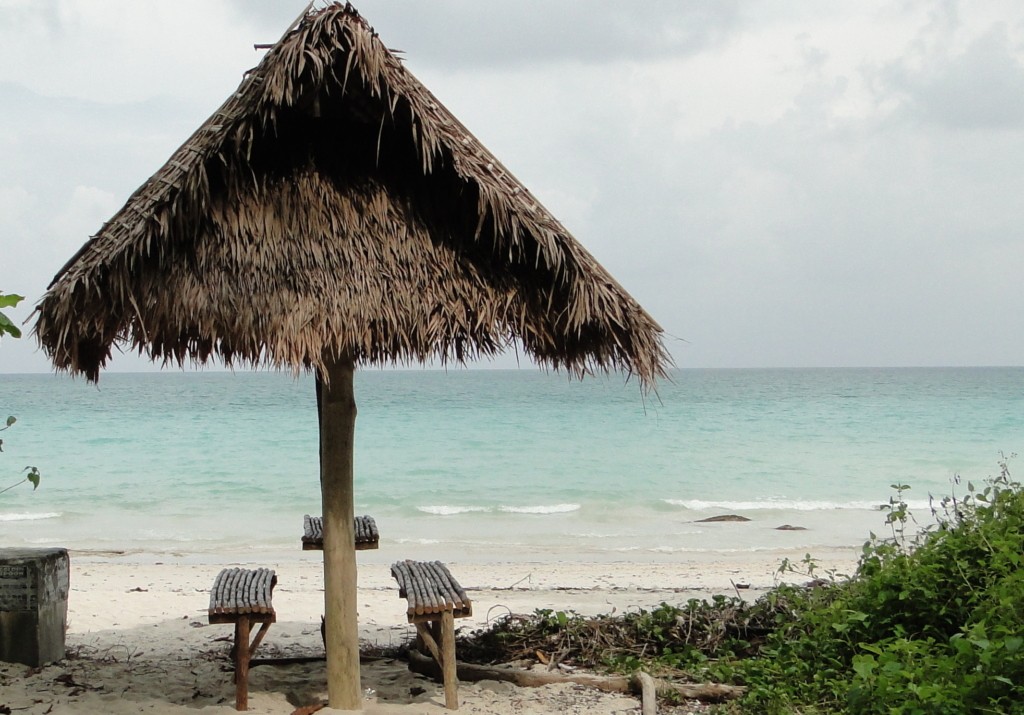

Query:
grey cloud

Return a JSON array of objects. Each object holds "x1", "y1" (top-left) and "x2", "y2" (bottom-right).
[
  {"x1": 0, "y1": 83, "x2": 205, "y2": 299},
  {"x1": 536, "y1": 71, "x2": 1024, "y2": 367},
  {"x1": 225, "y1": 0, "x2": 310, "y2": 37},
  {"x1": 877, "y1": 23, "x2": 1024, "y2": 129},
  {"x1": 0, "y1": 82, "x2": 206, "y2": 207},
  {"x1": 0, "y1": 83, "x2": 209, "y2": 372},
  {"x1": 0, "y1": 1, "x2": 63, "y2": 39},
  {"x1": 228, "y1": 0, "x2": 747, "y2": 68}
]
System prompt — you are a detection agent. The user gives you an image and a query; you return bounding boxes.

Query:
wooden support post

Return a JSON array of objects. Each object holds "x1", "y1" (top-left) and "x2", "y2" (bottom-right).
[
  {"x1": 235, "y1": 616, "x2": 251, "y2": 710},
  {"x1": 430, "y1": 620, "x2": 442, "y2": 650},
  {"x1": 415, "y1": 622, "x2": 442, "y2": 664},
  {"x1": 319, "y1": 357, "x2": 361, "y2": 711},
  {"x1": 249, "y1": 620, "x2": 272, "y2": 656},
  {"x1": 440, "y1": 610, "x2": 458, "y2": 710}
]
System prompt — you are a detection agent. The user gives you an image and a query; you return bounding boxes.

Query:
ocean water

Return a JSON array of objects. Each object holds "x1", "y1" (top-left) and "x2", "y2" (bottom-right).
[{"x1": 1, "y1": 368, "x2": 1022, "y2": 563}]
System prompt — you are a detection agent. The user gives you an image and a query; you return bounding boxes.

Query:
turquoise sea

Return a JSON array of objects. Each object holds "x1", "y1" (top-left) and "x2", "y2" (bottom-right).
[{"x1": 1, "y1": 368, "x2": 1022, "y2": 562}]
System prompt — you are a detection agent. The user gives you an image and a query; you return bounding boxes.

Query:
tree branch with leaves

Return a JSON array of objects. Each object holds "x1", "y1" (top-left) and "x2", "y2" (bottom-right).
[
  {"x1": 0, "y1": 291, "x2": 25, "y2": 340},
  {"x1": 1, "y1": 291, "x2": 41, "y2": 494}
]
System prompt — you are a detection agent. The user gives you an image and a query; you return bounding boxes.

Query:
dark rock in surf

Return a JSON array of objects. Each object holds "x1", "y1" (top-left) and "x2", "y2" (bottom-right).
[
  {"x1": 696, "y1": 514, "x2": 751, "y2": 523},
  {"x1": 775, "y1": 524, "x2": 808, "y2": 531}
]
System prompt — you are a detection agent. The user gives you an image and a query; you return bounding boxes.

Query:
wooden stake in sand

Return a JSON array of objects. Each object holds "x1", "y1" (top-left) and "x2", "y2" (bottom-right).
[{"x1": 320, "y1": 357, "x2": 360, "y2": 710}]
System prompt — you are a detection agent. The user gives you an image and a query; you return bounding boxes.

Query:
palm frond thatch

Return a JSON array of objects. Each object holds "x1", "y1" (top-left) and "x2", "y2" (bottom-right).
[{"x1": 34, "y1": 2, "x2": 670, "y2": 385}]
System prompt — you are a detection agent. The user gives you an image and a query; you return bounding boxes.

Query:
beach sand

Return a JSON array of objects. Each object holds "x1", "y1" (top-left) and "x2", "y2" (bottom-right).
[{"x1": 1, "y1": 549, "x2": 858, "y2": 714}]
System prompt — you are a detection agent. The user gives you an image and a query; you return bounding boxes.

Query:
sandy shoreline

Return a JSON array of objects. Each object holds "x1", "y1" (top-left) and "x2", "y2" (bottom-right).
[{"x1": 2, "y1": 550, "x2": 858, "y2": 714}]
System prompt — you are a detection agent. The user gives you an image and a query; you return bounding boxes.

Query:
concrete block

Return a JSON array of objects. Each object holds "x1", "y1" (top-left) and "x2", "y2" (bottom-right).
[{"x1": 0, "y1": 548, "x2": 69, "y2": 666}]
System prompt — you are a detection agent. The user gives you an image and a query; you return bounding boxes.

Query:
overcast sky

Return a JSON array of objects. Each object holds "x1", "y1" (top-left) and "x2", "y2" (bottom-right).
[{"x1": 2, "y1": 0, "x2": 1024, "y2": 373}]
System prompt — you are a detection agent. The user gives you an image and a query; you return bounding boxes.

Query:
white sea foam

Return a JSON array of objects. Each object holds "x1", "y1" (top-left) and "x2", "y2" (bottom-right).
[
  {"x1": 648, "y1": 545, "x2": 778, "y2": 553},
  {"x1": 499, "y1": 504, "x2": 581, "y2": 514},
  {"x1": 417, "y1": 505, "x2": 491, "y2": 516},
  {"x1": 0, "y1": 512, "x2": 62, "y2": 522},
  {"x1": 136, "y1": 530, "x2": 216, "y2": 542},
  {"x1": 396, "y1": 538, "x2": 441, "y2": 545},
  {"x1": 662, "y1": 499, "x2": 932, "y2": 511},
  {"x1": 418, "y1": 504, "x2": 582, "y2": 515}
]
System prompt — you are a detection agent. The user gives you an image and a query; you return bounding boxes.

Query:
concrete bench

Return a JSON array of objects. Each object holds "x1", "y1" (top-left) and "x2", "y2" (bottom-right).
[
  {"x1": 208, "y1": 568, "x2": 277, "y2": 711},
  {"x1": 301, "y1": 514, "x2": 379, "y2": 550},
  {"x1": 0, "y1": 548, "x2": 69, "y2": 667},
  {"x1": 391, "y1": 560, "x2": 472, "y2": 710}
]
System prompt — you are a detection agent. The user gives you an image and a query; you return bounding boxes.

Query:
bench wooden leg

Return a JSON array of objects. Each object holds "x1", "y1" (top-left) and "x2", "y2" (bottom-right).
[
  {"x1": 414, "y1": 616, "x2": 459, "y2": 710},
  {"x1": 440, "y1": 610, "x2": 458, "y2": 710},
  {"x1": 234, "y1": 617, "x2": 251, "y2": 711},
  {"x1": 227, "y1": 617, "x2": 271, "y2": 711}
]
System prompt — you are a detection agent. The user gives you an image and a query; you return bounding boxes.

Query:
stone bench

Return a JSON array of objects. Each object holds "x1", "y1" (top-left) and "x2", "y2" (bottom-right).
[
  {"x1": 208, "y1": 568, "x2": 277, "y2": 711},
  {"x1": 301, "y1": 514, "x2": 379, "y2": 550},
  {"x1": 391, "y1": 560, "x2": 472, "y2": 710}
]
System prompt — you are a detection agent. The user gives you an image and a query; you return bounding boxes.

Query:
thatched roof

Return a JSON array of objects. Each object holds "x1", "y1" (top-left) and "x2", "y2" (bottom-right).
[{"x1": 34, "y1": 2, "x2": 670, "y2": 385}]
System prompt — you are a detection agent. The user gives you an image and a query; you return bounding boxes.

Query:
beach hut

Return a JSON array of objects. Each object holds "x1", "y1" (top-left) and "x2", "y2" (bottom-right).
[{"x1": 33, "y1": 3, "x2": 670, "y2": 710}]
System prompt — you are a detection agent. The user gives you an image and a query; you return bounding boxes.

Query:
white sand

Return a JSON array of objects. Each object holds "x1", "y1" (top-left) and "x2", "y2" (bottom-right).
[{"x1": 0, "y1": 549, "x2": 857, "y2": 714}]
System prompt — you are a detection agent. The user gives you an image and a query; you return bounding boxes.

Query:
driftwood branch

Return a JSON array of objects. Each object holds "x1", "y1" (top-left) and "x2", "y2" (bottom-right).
[
  {"x1": 406, "y1": 649, "x2": 744, "y2": 703},
  {"x1": 637, "y1": 670, "x2": 657, "y2": 715}
]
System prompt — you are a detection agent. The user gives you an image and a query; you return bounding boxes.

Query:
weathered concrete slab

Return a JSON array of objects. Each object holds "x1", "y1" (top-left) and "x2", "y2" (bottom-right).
[{"x1": 0, "y1": 548, "x2": 69, "y2": 666}]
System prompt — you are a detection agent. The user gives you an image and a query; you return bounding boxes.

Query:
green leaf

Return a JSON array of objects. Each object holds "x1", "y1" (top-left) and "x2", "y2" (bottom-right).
[
  {"x1": 0, "y1": 312, "x2": 22, "y2": 339},
  {"x1": 852, "y1": 655, "x2": 876, "y2": 679},
  {"x1": 24, "y1": 466, "x2": 40, "y2": 490},
  {"x1": 0, "y1": 293, "x2": 24, "y2": 308},
  {"x1": 1004, "y1": 636, "x2": 1023, "y2": 654},
  {"x1": 6, "y1": 416, "x2": 15, "y2": 427}
]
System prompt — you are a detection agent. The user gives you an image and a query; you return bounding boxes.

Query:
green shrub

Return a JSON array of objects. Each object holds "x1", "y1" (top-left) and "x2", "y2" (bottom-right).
[{"x1": 734, "y1": 458, "x2": 1024, "y2": 714}]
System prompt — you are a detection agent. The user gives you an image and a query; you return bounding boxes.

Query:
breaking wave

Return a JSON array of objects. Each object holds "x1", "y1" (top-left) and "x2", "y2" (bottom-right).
[
  {"x1": 416, "y1": 505, "x2": 491, "y2": 516},
  {"x1": 0, "y1": 512, "x2": 63, "y2": 522},
  {"x1": 499, "y1": 504, "x2": 581, "y2": 514}
]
